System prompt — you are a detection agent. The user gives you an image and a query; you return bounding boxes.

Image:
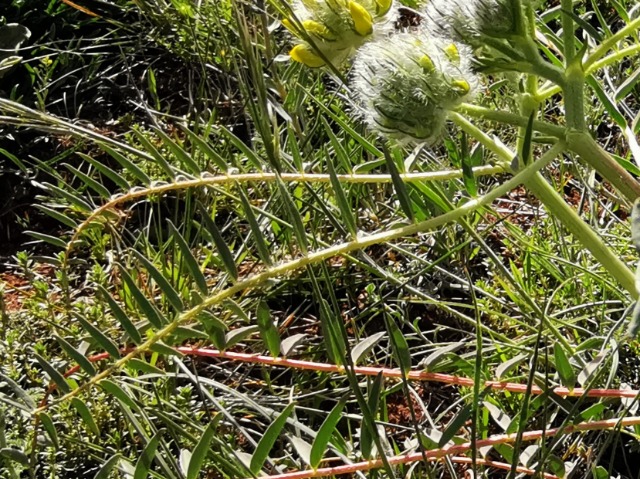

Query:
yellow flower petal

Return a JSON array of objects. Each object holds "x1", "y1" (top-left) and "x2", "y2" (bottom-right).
[
  {"x1": 419, "y1": 54, "x2": 435, "y2": 72},
  {"x1": 289, "y1": 44, "x2": 326, "y2": 67},
  {"x1": 444, "y1": 43, "x2": 460, "y2": 64},
  {"x1": 282, "y1": 19, "x2": 297, "y2": 35},
  {"x1": 302, "y1": 20, "x2": 337, "y2": 40},
  {"x1": 349, "y1": 1, "x2": 373, "y2": 36},
  {"x1": 374, "y1": 0, "x2": 392, "y2": 16},
  {"x1": 451, "y1": 79, "x2": 470, "y2": 95}
]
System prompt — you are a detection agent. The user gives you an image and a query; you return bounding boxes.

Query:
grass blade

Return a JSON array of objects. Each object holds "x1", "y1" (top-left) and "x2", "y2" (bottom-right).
[
  {"x1": 325, "y1": 154, "x2": 357, "y2": 238},
  {"x1": 276, "y1": 176, "x2": 309, "y2": 254},
  {"x1": 153, "y1": 127, "x2": 200, "y2": 174},
  {"x1": 97, "y1": 285, "x2": 143, "y2": 345},
  {"x1": 186, "y1": 422, "x2": 217, "y2": 479},
  {"x1": 438, "y1": 404, "x2": 472, "y2": 447},
  {"x1": 34, "y1": 353, "x2": 70, "y2": 394},
  {"x1": 250, "y1": 403, "x2": 295, "y2": 475},
  {"x1": 100, "y1": 143, "x2": 151, "y2": 186},
  {"x1": 129, "y1": 251, "x2": 184, "y2": 312},
  {"x1": 38, "y1": 413, "x2": 59, "y2": 450},
  {"x1": 74, "y1": 314, "x2": 121, "y2": 359},
  {"x1": 351, "y1": 332, "x2": 385, "y2": 365},
  {"x1": 181, "y1": 127, "x2": 229, "y2": 171},
  {"x1": 554, "y1": 342, "x2": 576, "y2": 390},
  {"x1": 239, "y1": 189, "x2": 272, "y2": 266},
  {"x1": 78, "y1": 153, "x2": 131, "y2": 191},
  {"x1": 198, "y1": 202, "x2": 238, "y2": 280},
  {"x1": 132, "y1": 129, "x2": 177, "y2": 179},
  {"x1": 257, "y1": 301, "x2": 281, "y2": 358},
  {"x1": 383, "y1": 146, "x2": 414, "y2": 222},
  {"x1": 310, "y1": 397, "x2": 347, "y2": 468},
  {"x1": 133, "y1": 429, "x2": 163, "y2": 479},
  {"x1": 71, "y1": 398, "x2": 100, "y2": 436},
  {"x1": 53, "y1": 334, "x2": 97, "y2": 375},
  {"x1": 168, "y1": 221, "x2": 209, "y2": 295},
  {"x1": 94, "y1": 454, "x2": 122, "y2": 479},
  {"x1": 384, "y1": 313, "x2": 412, "y2": 376},
  {"x1": 118, "y1": 263, "x2": 167, "y2": 329}
]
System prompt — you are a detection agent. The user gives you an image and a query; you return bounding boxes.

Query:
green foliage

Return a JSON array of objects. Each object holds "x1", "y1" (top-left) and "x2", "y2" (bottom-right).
[{"x1": 1, "y1": 1, "x2": 640, "y2": 478}]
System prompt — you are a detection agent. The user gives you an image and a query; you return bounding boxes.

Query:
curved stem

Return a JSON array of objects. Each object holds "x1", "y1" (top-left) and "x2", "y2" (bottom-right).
[
  {"x1": 62, "y1": 166, "x2": 506, "y2": 267},
  {"x1": 35, "y1": 143, "x2": 565, "y2": 414},
  {"x1": 584, "y1": 17, "x2": 640, "y2": 70},
  {"x1": 537, "y1": 43, "x2": 640, "y2": 102},
  {"x1": 588, "y1": 43, "x2": 640, "y2": 74}
]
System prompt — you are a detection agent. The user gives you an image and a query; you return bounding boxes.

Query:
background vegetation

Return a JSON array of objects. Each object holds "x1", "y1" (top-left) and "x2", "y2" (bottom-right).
[{"x1": 1, "y1": 0, "x2": 640, "y2": 478}]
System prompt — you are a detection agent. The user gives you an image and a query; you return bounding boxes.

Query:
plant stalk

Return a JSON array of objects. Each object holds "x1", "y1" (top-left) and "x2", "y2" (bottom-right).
[
  {"x1": 455, "y1": 103, "x2": 565, "y2": 137},
  {"x1": 566, "y1": 131, "x2": 640, "y2": 202},
  {"x1": 451, "y1": 114, "x2": 637, "y2": 298},
  {"x1": 525, "y1": 173, "x2": 637, "y2": 297}
]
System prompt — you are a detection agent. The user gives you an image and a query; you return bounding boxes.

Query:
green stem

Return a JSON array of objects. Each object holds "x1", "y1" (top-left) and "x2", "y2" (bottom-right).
[
  {"x1": 516, "y1": 36, "x2": 566, "y2": 87},
  {"x1": 525, "y1": 173, "x2": 637, "y2": 297},
  {"x1": 455, "y1": 104, "x2": 565, "y2": 138},
  {"x1": 566, "y1": 131, "x2": 640, "y2": 202},
  {"x1": 560, "y1": 0, "x2": 575, "y2": 65},
  {"x1": 536, "y1": 43, "x2": 640, "y2": 102},
  {"x1": 563, "y1": 64, "x2": 586, "y2": 131},
  {"x1": 583, "y1": 17, "x2": 640, "y2": 70},
  {"x1": 451, "y1": 113, "x2": 637, "y2": 299},
  {"x1": 588, "y1": 43, "x2": 640, "y2": 74}
]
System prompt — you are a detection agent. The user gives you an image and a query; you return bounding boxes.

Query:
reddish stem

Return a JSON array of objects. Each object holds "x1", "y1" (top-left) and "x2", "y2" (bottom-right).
[
  {"x1": 43, "y1": 347, "x2": 640, "y2": 407},
  {"x1": 263, "y1": 416, "x2": 640, "y2": 479},
  {"x1": 40, "y1": 347, "x2": 640, "y2": 479},
  {"x1": 177, "y1": 347, "x2": 640, "y2": 399}
]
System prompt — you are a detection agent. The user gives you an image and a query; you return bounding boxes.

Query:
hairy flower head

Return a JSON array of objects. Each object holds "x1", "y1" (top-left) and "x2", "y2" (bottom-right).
[
  {"x1": 422, "y1": 0, "x2": 530, "y2": 43},
  {"x1": 284, "y1": 0, "x2": 398, "y2": 67},
  {"x1": 350, "y1": 32, "x2": 479, "y2": 144}
]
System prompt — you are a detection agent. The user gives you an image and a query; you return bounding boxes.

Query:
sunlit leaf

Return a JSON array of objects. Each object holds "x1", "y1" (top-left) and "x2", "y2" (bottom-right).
[
  {"x1": 250, "y1": 403, "x2": 295, "y2": 474},
  {"x1": 554, "y1": 343, "x2": 576, "y2": 390},
  {"x1": 257, "y1": 301, "x2": 281, "y2": 358},
  {"x1": 167, "y1": 221, "x2": 209, "y2": 296},
  {"x1": 198, "y1": 202, "x2": 238, "y2": 280},
  {"x1": 94, "y1": 454, "x2": 122, "y2": 479},
  {"x1": 53, "y1": 334, "x2": 97, "y2": 376},
  {"x1": 118, "y1": 263, "x2": 166, "y2": 329},
  {"x1": 34, "y1": 353, "x2": 70, "y2": 394},
  {"x1": 71, "y1": 398, "x2": 100, "y2": 435},
  {"x1": 310, "y1": 397, "x2": 347, "y2": 468},
  {"x1": 186, "y1": 422, "x2": 217, "y2": 479},
  {"x1": 133, "y1": 429, "x2": 163, "y2": 479}
]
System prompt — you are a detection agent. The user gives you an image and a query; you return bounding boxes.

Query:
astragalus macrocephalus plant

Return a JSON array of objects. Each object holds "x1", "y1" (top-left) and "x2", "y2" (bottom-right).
[
  {"x1": 341, "y1": 0, "x2": 640, "y2": 307},
  {"x1": 3, "y1": 0, "x2": 640, "y2": 478}
]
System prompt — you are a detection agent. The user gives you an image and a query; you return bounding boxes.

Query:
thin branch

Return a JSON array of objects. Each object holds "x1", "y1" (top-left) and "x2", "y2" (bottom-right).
[
  {"x1": 256, "y1": 415, "x2": 640, "y2": 479},
  {"x1": 62, "y1": 166, "x2": 505, "y2": 263},
  {"x1": 45, "y1": 348, "x2": 640, "y2": 405}
]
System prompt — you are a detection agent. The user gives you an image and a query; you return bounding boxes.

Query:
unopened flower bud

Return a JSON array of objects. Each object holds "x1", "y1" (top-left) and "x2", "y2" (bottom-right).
[
  {"x1": 444, "y1": 43, "x2": 460, "y2": 64},
  {"x1": 349, "y1": 1, "x2": 374, "y2": 36},
  {"x1": 290, "y1": 44, "x2": 326, "y2": 67},
  {"x1": 423, "y1": 0, "x2": 532, "y2": 44},
  {"x1": 375, "y1": 0, "x2": 393, "y2": 15}
]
